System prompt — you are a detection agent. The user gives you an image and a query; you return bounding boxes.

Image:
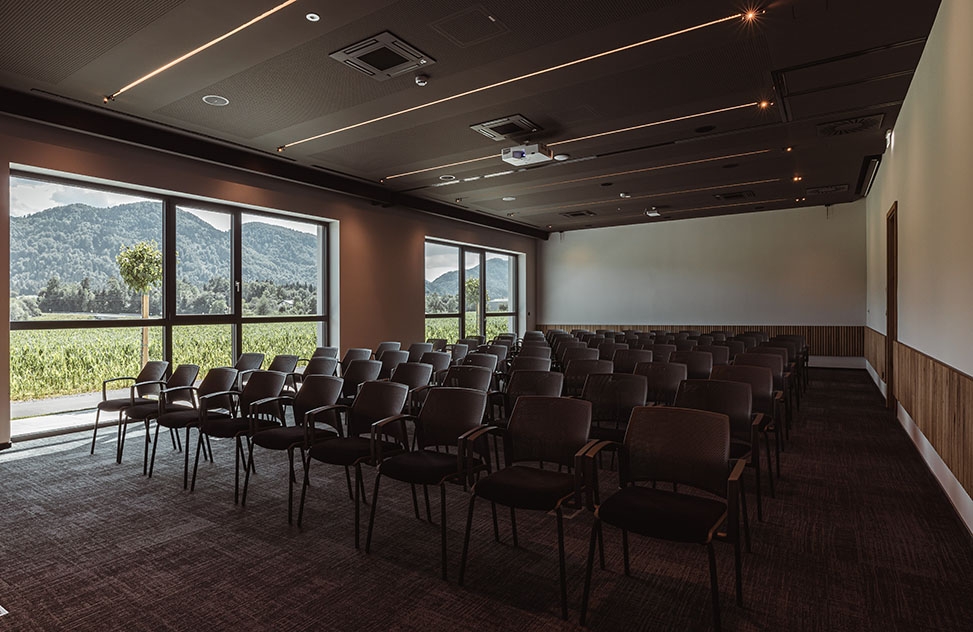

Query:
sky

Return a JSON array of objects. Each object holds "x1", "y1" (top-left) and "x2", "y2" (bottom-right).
[
  {"x1": 424, "y1": 242, "x2": 510, "y2": 282},
  {"x1": 10, "y1": 176, "x2": 317, "y2": 235}
]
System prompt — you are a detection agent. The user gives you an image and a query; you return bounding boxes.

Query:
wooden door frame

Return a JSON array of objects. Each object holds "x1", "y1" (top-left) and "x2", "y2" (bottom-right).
[{"x1": 886, "y1": 202, "x2": 898, "y2": 411}]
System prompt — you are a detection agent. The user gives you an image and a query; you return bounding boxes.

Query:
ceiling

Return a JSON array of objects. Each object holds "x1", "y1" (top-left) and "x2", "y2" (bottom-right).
[{"x1": 0, "y1": 0, "x2": 942, "y2": 238}]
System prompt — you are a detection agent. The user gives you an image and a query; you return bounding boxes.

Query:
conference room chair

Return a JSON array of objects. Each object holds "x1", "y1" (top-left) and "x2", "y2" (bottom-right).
[
  {"x1": 377, "y1": 349, "x2": 409, "y2": 380},
  {"x1": 634, "y1": 361, "x2": 688, "y2": 406},
  {"x1": 646, "y1": 343, "x2": 676, "y2": 363},
  {"x1": 406, "y1": 342, "x2": 434, "y2": 363},
  {"x1": 597, "y1": 341, "x2": 628, "y2": 361},
  {"x1": 426, "y1": 338, "x2": 448, "y2": 352},
  {"x1": 339, "y1": 348, "x2": 372, "y2": 375},
  {"x1": 336, "y1": 359, "x2": 382, "y2": 406},
  {"x1": 612, "y1": 349, "x2": 653, "y2": 374},
  {"x1": 670, "y1": 350, "x2": 714, "y2": 380},
  {"x1": 734, "y1": 352, "x2": 791, "y2": 441},
  {"x1": 580, "y1": 373, "x2": 647, "y2": 445},
  {"x1": 563, "y1": 358, "x2": 614, "y2": 397},
  {"x1": 713, "y1": 364, "x2": 781, "y2": 483},
  {"x1": 697, "y1": 344, "x2": 730, "y2": 366},
  {"x1": 91, "y1": 360, "x2": 168, "y2": 456}
]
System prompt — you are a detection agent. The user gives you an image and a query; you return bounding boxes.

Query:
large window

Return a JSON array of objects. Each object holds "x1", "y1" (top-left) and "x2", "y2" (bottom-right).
[
  {"x1": 424, "y1": 240, "x2": 518, "y2": 342},
  {"x1": 9, "y1": 173, "x2": 329, "y2": 409}
]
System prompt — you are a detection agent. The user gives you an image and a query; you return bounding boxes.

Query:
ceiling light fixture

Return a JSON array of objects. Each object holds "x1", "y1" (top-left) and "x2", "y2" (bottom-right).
[
  {"x1": 439, "y1": 174, "x2": 456, "y2": 181},
  {"x1": 279, "y1": 12, "x2": 747, "y2": 150},
  {"x1": 502, "y1": 196, "x2": 517, "y2": 202},
  {"x1": 645, "y1": 208, "x2": 662, "y2": 217},
  {"x1": 202, "y1": 94, "x2": 229, "y2": 107},
  {"x1": 553, "y1": 153, "x2": 571, "y2": 161},
  {"x1": 384, "y1": 102, "x2": 761, "y2": 181},
  {"x1": 546, "y1": 178, "x2": 781, "y2": 212},
  {"x1": 793, "y1": 175, "x2": 803, "y2": 182},
  {"x1": 105, "y1": 0, "x2": 301, "y2": 102},
  {"x1": 619, "y1": 192, "x2": 631, "y2": 198},
  {"x1": 306, "y1": 13, "x2": 320, "y2": 22}
]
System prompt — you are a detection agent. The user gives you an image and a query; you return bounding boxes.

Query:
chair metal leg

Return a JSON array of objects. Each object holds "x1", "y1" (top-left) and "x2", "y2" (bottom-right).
[
  {"x1": 707, "y1": 543, "x2": 722, "y2": 632},
  {"x1": 344, "y1": 466, "x2": 354, "y2": 500},
  {"x1": 142, "y1": 420, "x2": 152, "y2": 476},
  {"x1": 358, "y1": 465, "x2": 369, "y2": 505},
  {"x1": 287, "y1": 447, "x2": 296, "y2": 525},
  {"x1": 556, "y1": 508, "x2": 568, "y2": 620},
  {"x1": 91, "y1": 410, "x2": 101, "y2": 455},
  {"x1": 734, "y1": 530, "x2": 744, "y2": 607},
  {"x1": 190, "y1": 432, "x2": 205, "y2": 492},
  {"x1": 580, "y1": 518, "x2": 601, "y2": 625},
  {"x1": 510, "y1": 507, "x2": 518, "y2": 548},
  {"x1": 298, "y1": 454, "x2": 312, "y2": 528},
  {"x1": 423, "y1": 485, "x2": 433, "y2": 522},
  {"x1": 148, "y1": 423, "x2": 161, "y2": 479},
  {"x1": 622, "y1": 529, "x2": 631, "y2": 576},
  {"x1": 491, "y1": 502, "x2": 499, "y2": 542},
  {"x1": 763, "y1": 433, "x2": 776, "y2": 497},
  {"x1": 182, "y1": 427, "x2": 192, "y2": 489},
  {"x1": 440, "y1": 484, "x2": 448, "y2": 581},
  {"x1": 116, "y1": 417, "x2": 127, "y2": 464},
  {"x1": 354, "y1": 463, "x2": 363, "y2": 549},
  {"x1": 410, "y1": 484, "x2": 421, "y2": 519},
  {"x1": 242, "y1": 437, "x2": 256, "y2": 506},
  {"x1": 459, "y1": 494, "x2": 476, "y2": 586},
  {"x1": 169, "y1": 427, "x2": 178, "y2": 451},
  {"x1": 365, "y1": 472, "x2": 382, "y2": 553},
  {"x1": 739, "y1": 475, "x2": 752, "y2": 553}
]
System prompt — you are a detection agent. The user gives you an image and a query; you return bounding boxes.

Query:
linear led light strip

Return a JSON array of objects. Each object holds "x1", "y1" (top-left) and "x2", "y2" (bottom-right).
[
  {"x1": 384, "y1": 101, "x2": 764, "y2": 181},
  {"x1": 105, "y1": 0, "x2": 301, "y2": 102},
  {"x1": 643, "y1": 197, "x2": 793, "y2": 217},
  {"x1": 543, "y1": 178, "x2": 782, "y2": 212},
  {"x1": 280, "y1": 11, "x2": 752, "y2": 151}
]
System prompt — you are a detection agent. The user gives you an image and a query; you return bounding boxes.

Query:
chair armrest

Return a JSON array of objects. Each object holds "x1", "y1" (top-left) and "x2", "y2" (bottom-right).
[
  {"x1": 131, "y1": 379, "x2": 165, "y2": 401},
  {"x1": 102, "y1": 376, "x2": 136, "y2": 400},
  {"x1": 304, "y1": 404, "x2": 347, "y2": 439},
  {"x1": 200, "y1": 389, "x2": 240, "y2": 419},
  {"x1": 159, "y1": 385, "x2": 199, "y2": 410},
  {"x1": 458, "y1": 424, "x2": 498, "y2": 486},
  {"x1": 580, "y1": 440, "x2": 620, "y2": 509},
  {"x1": 574, "y1": 438, "x2": 602, "y2": 508},
  {"x1": 370, "y1": 414, "x2": 416, "y2": 463}
]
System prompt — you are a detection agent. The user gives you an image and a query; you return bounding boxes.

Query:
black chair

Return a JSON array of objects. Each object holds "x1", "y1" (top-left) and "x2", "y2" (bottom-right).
[
  {"x1": 426, "y1": 338, "x2": 448, "y2": 352},
  {"x1": 191, "y1": 370, "x2": 287, "y2": 503},
  {"x1": 462, "y1": 352, "x2": 499, "y2": 373},
  {"x1": 242, "y1": 374, "x2": 344, "y2": 523},
  {"x1": 634, "y1": 361, "x2": 688, "y2": 406},
  {"x1": 580, "y1": 406, "x2": 746, "y2": 631},
  {"x1": 734, "y1": 352, "x2": 791, "y2": 440},
  {"x1": 91, "y1": 360, "x2": 169, "y2": 456},
  {"x1": 339, "y1": 348, "x2": 372, "y2": 375},
  {"x1": 459, "y1": 396, "x2": 595, "y2": 619},
  {"x1": 377, "y1": 349, "x2": 409, "y2": 380},
  {"x1": 713, "y1": 364, "x2": 781, "y2": 483},
  {"x1": 292, "y1": 356, "x2": 338, "y2": 386},
  {"x1": 697, "y1": 344, "x2": 730, "y2": 366},
  {"x1": 406, "y1": 342, "x2": 434, "y2": 362},
  {"x1": 418, "y1": 351, "x2": 451, "y2": 382},
  {"x1": 311, "y1": 346, "x2": 339, "y2": 358},
  {"x1": 119, "y1": 363, "x2": 200, "y2": 474},
  {"x1": 670, "y1": 350, "x2": 713, "y2": 380},
  {"x1": 646, "y1": 344, "x2": 676, "y2": 363},
  {"x1": 150, "y1": 367, "x2": 238, "y2": 489},
  {"x1": 611, "y1": 348, "x2": 653, "y2": 374},
  {"x1": 298, "y1": 380, "x2": 410, "y2": 547},
  {"x1": 374, "y1": 341, "x2": 401, "y2": 359},
  {"x1": 390, "y1": 362, "x2": 435, "y2": 412},
  {"x1": 234, "y1": 353, "x2": 264, "y2": 372},
  {"x1": 563, "y1": 359, "x2": 613, "y2": 397},
  {"x1": 580, "y1": 373, "x2": 647, "y2": 444},
  {"x1": 336, "y1": 359, "x2": 383, "y2": 406},
  {"x1": 366, "y1": 387, "x2": 489, "y2": 580}
]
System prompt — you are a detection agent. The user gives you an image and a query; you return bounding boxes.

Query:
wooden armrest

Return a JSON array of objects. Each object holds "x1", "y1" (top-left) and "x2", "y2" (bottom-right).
[
  {"x1": 370, "y1": 414, "x2": 415, "y2": 463},
  {"x1": 304, "y1": 404, "x2": 347, "y2": 437}
]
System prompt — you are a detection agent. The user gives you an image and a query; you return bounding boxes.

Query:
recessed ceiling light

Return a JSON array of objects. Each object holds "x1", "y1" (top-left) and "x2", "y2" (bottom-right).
[
  {"x1": 619, "y1": 192, "x2": 631, "y2": 198},
  {"x1": 502, "y1": 196, "x2": 517, "y2": 202},
  {"x1": 202, "y1": 94, "x2": 230, "y2": 107},
  {"x1": 645, "y1": 209, "x2": 662, "y2": 217},
  {"x1": 785, "y1": 146, "x2": 794, "y2": 152},
  {"x1": 439, "y1": 174, "x2": 456, "y2": 181},
  {"x1": 553, "y1": 153, "x2": 570, "y2": 161},
  {"x1": 793, "y1": 175, "x2": 803, "y2": 182},
  {"x1": 546, "y1": 225, "x2": 553, "y2": 229},
  {"x1": 306, "y1": 13, "x2": 320, "y2": 22}
]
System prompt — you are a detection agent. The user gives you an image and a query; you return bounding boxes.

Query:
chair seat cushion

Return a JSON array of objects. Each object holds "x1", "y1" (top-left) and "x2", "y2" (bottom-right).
[
  {"x1": 157, "y1": 409, "x2": 229, "y2": 429},
  {"x1": 597, "y1": 486, "x2": 727, "y2": 544},
  {"x1": 98, "y1": 397, "x2": 153, "y2": 413},
  {"x1": 308, "y1": 437, "x2": 402, "y2": 466},
  {"x1": 125, "y1": 401, "x2": 177, "y2": 421},
  {"x1": 253, "y1": 426, "x2": 336, "y2": 450},
  {"x1": 379, "y1": 450, "x2": 464, "y2": 485},
  {"x1": 474, "y1": 465, "x2": 576, "y2": 511},
  {"x1": 201, "y1": 417, "x2": 279, "y2": 438}
]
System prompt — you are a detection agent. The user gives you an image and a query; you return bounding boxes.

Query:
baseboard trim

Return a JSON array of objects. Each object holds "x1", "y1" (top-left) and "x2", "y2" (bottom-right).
[
  {"x1": 0, "y1": 442, "x2": 11, "y2": 451},
  {"x1": 810, "y1": 356, "x2": 865, "y2": 369},
  {"x1": 864, "y1": 360, "x2": 889, "y2": 399},
  {"x1": 895, "y1": 403, "x2": 973, "y2": 537}
]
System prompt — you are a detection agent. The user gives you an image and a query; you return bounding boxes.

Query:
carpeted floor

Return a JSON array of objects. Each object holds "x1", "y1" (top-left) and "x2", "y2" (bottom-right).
[{"x1": 1, "y1": 369, "x2": 971, "y2": 631}]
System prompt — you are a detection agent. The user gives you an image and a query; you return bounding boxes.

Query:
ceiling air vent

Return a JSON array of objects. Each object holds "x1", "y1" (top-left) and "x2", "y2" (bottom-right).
[
  {"x1": 471, "y1": 115, "x2": 540, "y2": 141},
  {"x1": 816, "y1": 114, "x2": 884, "y2": 137},
  {"x1": 330, "y1": 32, "x2": 435, "y2": 81},
  {"x1": 713, "y1": 190, "x2": 755, "y2": 201},
  {"x1": 805, "y1": 184, "x2": 849, "y2": 196},
  {"x1": 561, "y1": 210, "x2": 596, "y2": 218}
]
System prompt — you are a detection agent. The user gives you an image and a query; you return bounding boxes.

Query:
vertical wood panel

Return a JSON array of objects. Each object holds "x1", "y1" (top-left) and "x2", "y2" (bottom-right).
[
  {"x1": 538, "y1": 324, "x2": 863, "y2": 356},
  {"x1": 864, "y1": 327, "x2": 887, "y2": 381}
]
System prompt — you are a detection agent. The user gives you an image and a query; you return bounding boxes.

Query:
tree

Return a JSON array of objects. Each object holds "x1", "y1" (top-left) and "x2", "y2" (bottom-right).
[{"x1": 117, "y1": 241, "x2": 163, "y2": 364}]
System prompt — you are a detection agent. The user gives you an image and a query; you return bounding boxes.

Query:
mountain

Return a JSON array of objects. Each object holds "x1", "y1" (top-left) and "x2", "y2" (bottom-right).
[
  {"x1": 10, "y1": 202, "x2": 318, "y2": 294},
  {"x1": 425, "y1": 257, "x2": 512, "y2": 300}
]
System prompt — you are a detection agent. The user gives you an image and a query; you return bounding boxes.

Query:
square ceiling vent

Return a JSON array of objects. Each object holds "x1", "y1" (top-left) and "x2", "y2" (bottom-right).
[
  {"x1": 471, "y1": 114, "x2": 541, "y2": 141},
  {"x1": 330, "y1": 31, "x2": 435, "y2": 81}
]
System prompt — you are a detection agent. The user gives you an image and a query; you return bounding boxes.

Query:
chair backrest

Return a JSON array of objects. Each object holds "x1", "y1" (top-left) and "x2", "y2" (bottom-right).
[
  {"x1": 418, "y1": 351, "x2": 451, "y2": 375},
  {"x1": 768, "y1": 338, "x2": 799, "y2": 361},
  {"x1": 239, "y1": 370, "x2": 287, "y2": 413},
  {"x1": 407, "y1": 342, "x2": 434, "y2": 362},
  {"x1": 647, "y1": 344, "x2": 676, "y2": 362},
  {"x1": 733, "y1": 352, "x2": 785, "y2": 391},
  {"x1": 441, "y1": 365, "x2": 493, "y2": 391},
  {"x1": 580, "y1": 373, "x2": 647, "y2": 425},
  {"x1": 623, "y1": 406, "x2": 730, "y2": 497},
  {"x1": 517, "y1": 344, "x2": 552, "y2": 359},
  {"x1": 633, "y1": 361, "x2": 687, "y2": 406},
  {"x1": 477, "y1": 344, "x2": 508, "y2": 363},
  {"x1": 522, "y1": 331, "x2": 546, "y2": 343},
  {"x1": 426, "y1": 338, "x2": 448, "y2": 351},
  {"x1": 746, "y1": 331, "x2": 770, "y2": 343},
  {"x1": 709, "y1": 331, "x2": 728, "y2": 342},
  {"x1": 755, "y1": 344, "x2": 790, "y2": 364},
  {"x1": 462, "y1": 352, "x2": 499, "y2": 372},
  {"x1": 735, "y1": 335, "x2": 758, "y2": 350},
  {"x1": 611, "y1": 348, "x2": 653, "y2": 373},
  {"x1": 562, "y1": 346, "x2": 599, "y2": 366},
  {"x1": 563, "y1": 358, "x2": 614, "y2": 396},
  {"x1": 457, "y1": 338, "x2": 480, "y2": 352},
  {"x1": 347, "y1": 380, "x2": 410, "y2": 438},
  {"x1": 597, "y1": 341, "x2": 629, "y2": 361},
  {"x1": 696, "y1": 344, "x2": 730, "y2": 366},
  {"x1": 717, "y1": 339, "x2": 745, "y2": 360},
  {"x1": 674, "y1": 339, "x2": 698, "y2": 352},
  {"x1": 505, "y1": 370, "x2": 564, "y2": 399},
  {"x1": 669, "y1": 350, "x2": 713, "y2": 380},
  {"x1": 374, "y1": 341, "x2": 401, "y2": 359},
  {"x1": 712, "y1": 364, "x2": 774, "y2": 417},
  {"x1": 197, "y1": 367, "x2": 239, "y2": 412},
  {"x1": 292, "y1": 375, "x2": 344, "y2": 427},
  {"x1": 164, "y1": 364, "x2": 200, "y2": 406},
  {"x1": 135, "y1": 360, "x2": 170, "y2": 398},
  {"x1": 586, "y1": 335, "x2": 606, "y2": 349},
  {"x1": 696, "y1": 335, "x2": 714, "y2": 346},
  {"x1": 390, "y1": 362, "x2": 434, "y2": 390},
  {"x1": 674, "y1": 379, "x2": 752, "y2": 441},
  {"x1": 340, "y1": 348, "x2": 372, "y2": 374},
  {"x1": 303, "y1": 356, "x2": 338, "y2": 378},
  {"x1": 415, "y1": 387, "x2": 488, "y2": 450},
  {"x1": 509, "y1": 355, "x2": 552, "y2": 373},
  {"x1": 340, "y1": 360, "x2": 383, "y2": 397},
  {"x1": 311, "y1": 346, "x2": 339, "y2": 358},
  {"x1": 378, "y1": 349, "x2": 409, "y2": 379},
  {"x1": 450, "y1": 343, "x2": 470, "y2": 362},
  {"x1": 267, "y1": 354, "x2": 300, "y2": 374},
  {"x1": 234, "y1": 353, "x2": 263, "y2": 372},
  {"x1": 506, "y1": 396, "x2": 591, "y2": 468}
]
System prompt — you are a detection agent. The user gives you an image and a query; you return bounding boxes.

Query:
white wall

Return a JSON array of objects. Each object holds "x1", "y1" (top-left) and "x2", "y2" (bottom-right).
[
  {"x1": 866, "y1": 0, "x2": 973, "y2": 377},
  {"x1": 0, "y1": 115, "x2": 538, "y2": 446},
  {"x1": 539, "y1": 202, "x2": 866, "y2": 326}
]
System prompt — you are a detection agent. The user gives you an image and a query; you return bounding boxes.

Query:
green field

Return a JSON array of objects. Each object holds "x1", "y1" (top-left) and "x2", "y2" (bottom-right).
[{"x1": 10, "y1": 321, "x2": 318, "y2": 401}]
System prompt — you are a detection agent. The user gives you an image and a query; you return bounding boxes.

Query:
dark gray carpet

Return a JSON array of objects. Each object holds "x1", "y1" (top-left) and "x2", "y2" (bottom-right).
[{"x1": 1, "y1": 369, "x2": 972, "y2": 631}]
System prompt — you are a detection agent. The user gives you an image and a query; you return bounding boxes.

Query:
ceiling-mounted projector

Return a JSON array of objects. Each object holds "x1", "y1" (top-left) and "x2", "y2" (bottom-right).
[{"x1": 501, "y1": 143, "x2": 553, "y2": 166}]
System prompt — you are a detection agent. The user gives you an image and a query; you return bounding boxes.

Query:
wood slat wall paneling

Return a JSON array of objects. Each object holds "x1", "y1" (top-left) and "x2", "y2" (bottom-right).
[
  {"x1": 894, "y1": 341, "x2": 973, "y2": 499},
  {"x1": 538, "y1": 325, "x2": 864, "y2": 357},
  {"x1": 865, "y1": 327, "x2": 887, "y2": 381}
]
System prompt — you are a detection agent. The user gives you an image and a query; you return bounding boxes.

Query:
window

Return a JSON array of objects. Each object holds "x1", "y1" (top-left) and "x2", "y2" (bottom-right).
[
  {"x1": 424, "y1": 239, "x2": 519, "y2": 342},
  {"x1": 9, "y1": 172, "x2": 329, "y2": 413}
]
